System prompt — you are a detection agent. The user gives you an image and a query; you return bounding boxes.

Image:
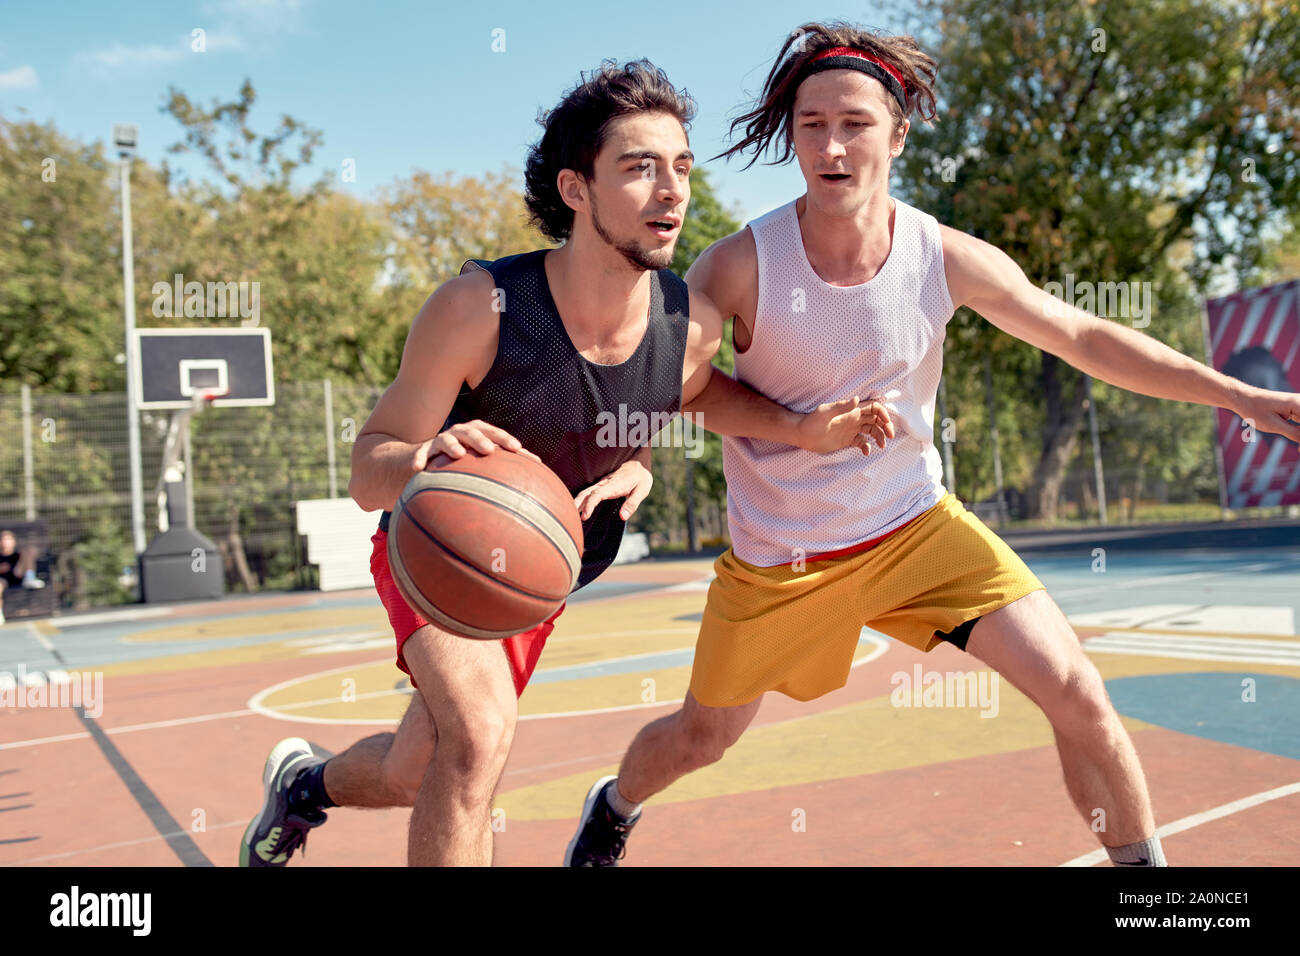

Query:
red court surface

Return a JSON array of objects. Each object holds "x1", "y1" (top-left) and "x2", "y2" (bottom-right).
[{"x1": 2, "y1": 547, "x2": 1298, "y2": 867}]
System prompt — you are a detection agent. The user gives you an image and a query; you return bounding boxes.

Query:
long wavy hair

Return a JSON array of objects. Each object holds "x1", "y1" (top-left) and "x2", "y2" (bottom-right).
[{"x1": 717, "y1": 22, "x2": 939, "y2": 168}]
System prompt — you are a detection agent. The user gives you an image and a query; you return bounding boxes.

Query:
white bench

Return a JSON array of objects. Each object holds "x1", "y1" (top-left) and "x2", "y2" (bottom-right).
[
  {"x1": 295, "y1": 497, "x2": 378, "y2": 591},
  {"x1": 613, "y1": 531, "x2": 650, "y2": 564},
  {"x1": 295, "y1": 498, "x2": 651, "y2": 591}
]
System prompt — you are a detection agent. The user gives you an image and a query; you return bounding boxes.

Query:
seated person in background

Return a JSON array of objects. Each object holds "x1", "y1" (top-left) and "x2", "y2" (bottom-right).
[{"x1": 0, "y1": 528, "x2": 45, "y2": 623}]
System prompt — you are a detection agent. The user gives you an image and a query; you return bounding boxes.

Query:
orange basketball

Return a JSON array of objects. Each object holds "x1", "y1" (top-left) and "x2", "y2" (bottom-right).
[{"x1": 387, "y1": 450, "x2": 583, "y2": 640}]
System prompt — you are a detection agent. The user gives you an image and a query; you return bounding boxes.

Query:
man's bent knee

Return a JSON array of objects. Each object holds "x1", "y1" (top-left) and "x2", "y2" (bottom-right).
[
  {"x1": 401, "y1": 622, "x2": 520, "y2": 797},
  {"x1": 431, "y1": 708, "x2": 516, "y2": 798},
  {"x1": 1045, "y1": 661, "x2": 1116, "y2": 737}
]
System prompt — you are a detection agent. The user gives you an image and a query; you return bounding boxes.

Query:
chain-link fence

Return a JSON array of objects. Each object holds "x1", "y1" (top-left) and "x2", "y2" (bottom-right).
[
  {"x1": 0, "y1": 381, "x2": 382, "y2": 610},
  {"x1": 933, "y1": 374, "x2": 1229, "y2": 529},
  {"x1": 0, "y1": 376, "x2": 1253, "y2": 612}
]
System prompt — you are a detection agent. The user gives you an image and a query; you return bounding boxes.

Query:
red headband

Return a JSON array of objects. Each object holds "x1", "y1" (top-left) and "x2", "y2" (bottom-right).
[{"x1": 804, "y1": 46, "x2": 908, "y2": 110}]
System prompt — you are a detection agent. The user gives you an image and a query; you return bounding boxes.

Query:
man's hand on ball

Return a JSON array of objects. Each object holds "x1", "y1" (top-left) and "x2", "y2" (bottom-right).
[{"x1": 417, "y1": 420, "x2": 541, "y2": 468}]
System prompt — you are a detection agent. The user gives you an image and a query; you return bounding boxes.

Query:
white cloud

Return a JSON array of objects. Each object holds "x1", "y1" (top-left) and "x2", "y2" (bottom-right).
[
  {"x1": 207, "y1": 0, "x2": 303, "y2": 15},
  {"x1": 72, "y1": 1, "x2": 305, "y2": 77},
  {"x1": 202, "y1": 0, "x2": 306, "y2": 38},
  {"x1": 73, "y1": 41, "x2": 187, "y2": 74},
  {"x1": 201, "y1": 30, "x2": 249, "y2": 53},
  {"x1": 0, "y1": 65, "x2": 38, "y2": 90}
]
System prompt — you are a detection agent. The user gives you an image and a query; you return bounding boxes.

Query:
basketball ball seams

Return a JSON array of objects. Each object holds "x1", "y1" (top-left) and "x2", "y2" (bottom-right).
[
  {"x1": 433, "y1": 466, "x2": 583, "y2": 551},
  {"x1": 401, "y1": 490, "x2": 572, "y2": 600},
  {"x1": 387, "y1": 455, "x2": 586, "y2": 641},
  {"x1": 402, "y1": 470, "x2": 582, "y2": 583},
  {"x1": 386, "y1": 517, "x2": 553, "y2": 640},
  {"x1": 406, "y1": 483, "x2": 577, "y2": 580},
  {"x1": 423, "y1": 457, "x2": 582, "y2": 550}
]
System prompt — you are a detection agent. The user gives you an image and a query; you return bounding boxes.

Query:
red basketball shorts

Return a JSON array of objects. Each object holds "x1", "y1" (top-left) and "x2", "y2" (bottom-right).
[{"x1": 370, "y1": 530, "x2": 563, "y2": 697}]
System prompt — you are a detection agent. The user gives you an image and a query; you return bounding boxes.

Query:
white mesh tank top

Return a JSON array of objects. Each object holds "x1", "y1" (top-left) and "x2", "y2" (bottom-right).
[{"x1": 723, "y1": 196, "x2": 955, "y2": 566}]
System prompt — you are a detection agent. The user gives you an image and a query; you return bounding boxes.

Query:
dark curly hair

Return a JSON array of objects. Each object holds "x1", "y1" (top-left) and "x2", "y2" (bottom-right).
[
  {"x1": 524, "y1": 59, "x2": 696, "y2": 243},
  {"x1": 717, "y1": 21, "x2": 939, "y2": 169}
]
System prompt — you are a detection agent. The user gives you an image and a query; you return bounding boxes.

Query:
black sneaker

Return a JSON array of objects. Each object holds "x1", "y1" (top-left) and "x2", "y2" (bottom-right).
[
  {"x1": 239, "y1": 737, "x2": 327, "y2": 867},
  {"x1": 564, "y1": 775, "x2": 639, "y2": 867}
]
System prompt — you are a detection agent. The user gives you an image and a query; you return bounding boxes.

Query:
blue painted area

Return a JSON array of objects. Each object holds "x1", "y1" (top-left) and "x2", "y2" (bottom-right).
[
  {"x1": 1022, "y1": 548, "x2": 1300, "y2": 624},
  {"x1": 0, "y1": 579, "x2": 669, "y2": 675},
  {"x1": 8, "y1": 548, "x2": 1296, "y2": 679},
  {"x1": 530, "y1": 649, "x2": 697, "y2": 684},
  {"x1": 569, "y1": 581, "x2": 663, "y2": 603},
  {"x1": 0, "y1": 623, "x2": 392, "y2": 676},
  {"x1": 1106, "y1": 672, "x2": 1300, "y2": 761}
]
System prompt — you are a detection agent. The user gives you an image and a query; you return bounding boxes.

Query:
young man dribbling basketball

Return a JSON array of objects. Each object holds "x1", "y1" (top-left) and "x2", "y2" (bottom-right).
[
  {"x1": 238, "y1": 59, "x2": 894, "y2": 867},
  {"x1": 565, "y1": 23, "x2": 1300, "y2": 867}
]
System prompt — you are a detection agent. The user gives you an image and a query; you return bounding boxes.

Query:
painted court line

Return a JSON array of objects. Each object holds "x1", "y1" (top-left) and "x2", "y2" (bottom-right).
[
  {"x1": 549, "y1": 627, "x2": 701, "y2": 643},
  {"x1": 1059, "y1": 780, "x2": 1300, "y2": 866},
  {"x1": 28, "y1": 625, "x2": 56, "y2": 653},
  {"x1": 1083, "y1": 637, "x2": 1300, "y2": 667},
  {"x1": 73, "y1": 707, "x2": 213, "y2": 866},
  {"x1": 44, "y1": 607, "x2": 173, "y2": 628},
  {"x1": 10, "y1": 628, "x2": 214, "y2": 866},
  {"x1": 0, "y1": 707, "x2": 257, "y2": 751},
  {"x1": 12, "y1": 819, "x2": 247, "y2": 866},
  {"x1": 244, "y1": 633, "x2": 893, "y2": 725},
  {"x1": 1, "y1": 633, "x2": 894, "y2": 739}
]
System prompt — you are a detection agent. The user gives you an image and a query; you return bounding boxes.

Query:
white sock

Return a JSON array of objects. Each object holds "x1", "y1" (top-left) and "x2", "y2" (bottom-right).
[
  {"x1": 1107, "y1": 835, "x2": 1167, "y2": 866},
  {"x1": 605, "y1": 779, "x2": 642, "y2": 821}
]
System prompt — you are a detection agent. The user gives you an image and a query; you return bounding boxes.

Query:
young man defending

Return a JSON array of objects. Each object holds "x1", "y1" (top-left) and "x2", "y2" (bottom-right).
[{"x1": 566, "y1": 24, "x2": 1300, "y2": 867}]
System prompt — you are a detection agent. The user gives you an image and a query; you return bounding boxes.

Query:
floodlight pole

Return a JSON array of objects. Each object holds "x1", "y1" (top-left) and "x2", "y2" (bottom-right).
[
  {"x1": 1085, "y1": 375, "x2": 1108, "y2": 525},
  {"x1": 116, "y1": 124, "x2": 147, "y2": 557}
]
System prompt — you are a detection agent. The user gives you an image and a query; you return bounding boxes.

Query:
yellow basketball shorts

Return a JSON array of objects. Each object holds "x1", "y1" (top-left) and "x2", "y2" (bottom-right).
[{"x1": 689, "y1": 493, "x2": 1045, "y2": 706}]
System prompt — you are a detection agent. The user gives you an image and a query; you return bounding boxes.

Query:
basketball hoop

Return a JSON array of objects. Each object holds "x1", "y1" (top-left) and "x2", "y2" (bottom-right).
[{"x1": 190, "y1": 388, "x2": 229, "y2": 411}]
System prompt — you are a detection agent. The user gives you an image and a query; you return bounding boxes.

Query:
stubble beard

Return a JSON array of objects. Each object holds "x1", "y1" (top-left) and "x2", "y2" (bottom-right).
[{"x1": 590, "y1": 193, "x2": 675, "y2": 272}]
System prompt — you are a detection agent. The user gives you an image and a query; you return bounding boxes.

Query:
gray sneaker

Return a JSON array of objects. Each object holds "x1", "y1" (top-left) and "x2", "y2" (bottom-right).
[{"x1": 239, "y1": 737, "x2": 327, "y2": 867}]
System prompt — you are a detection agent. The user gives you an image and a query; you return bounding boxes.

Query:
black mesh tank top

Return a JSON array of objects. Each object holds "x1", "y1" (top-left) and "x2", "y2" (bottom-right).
[{"x1": 380, "y1": 249, "x2": 690, "y2": 590}]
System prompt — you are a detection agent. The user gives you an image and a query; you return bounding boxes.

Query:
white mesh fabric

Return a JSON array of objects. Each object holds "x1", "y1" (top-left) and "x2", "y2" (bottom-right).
[{"x1": 723, "y1": 197, "x2": 955, "y2": 566}]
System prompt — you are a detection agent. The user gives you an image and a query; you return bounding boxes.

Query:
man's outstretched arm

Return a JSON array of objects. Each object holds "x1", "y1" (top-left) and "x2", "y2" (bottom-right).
[{"x1": 941, "y1": 225, "x2": 1300, "y2": 444}]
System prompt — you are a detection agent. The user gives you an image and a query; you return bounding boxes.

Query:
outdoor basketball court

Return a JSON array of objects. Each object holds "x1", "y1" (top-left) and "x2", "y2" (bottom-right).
[{"x1": 2, "y1": 524, "x2": 1296, "y2": 867}]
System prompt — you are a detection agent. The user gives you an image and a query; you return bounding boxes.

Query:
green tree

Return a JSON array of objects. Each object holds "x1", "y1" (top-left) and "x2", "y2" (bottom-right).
[
  {"x1": 0, "y1": 115, "x2": 123, "y2": 392},
  {"x1": 898, "y1": 0, "x2": 1300, "y2": 522},
  {"x1": 1259, "y1": 212, "x2": 1300, "y2": 284},
  {"x1": 158, "y1": 81, "x2": 568, "y2": 587},
  {"x1": 375, "y1": 166, "x2": 548, "y2": 381},
  {"x1": 384, "y1": 168, "x2": 548, "y2": 288},
  {"x1": 158, "y1": 80, "x2": 398, "y2": 386}
]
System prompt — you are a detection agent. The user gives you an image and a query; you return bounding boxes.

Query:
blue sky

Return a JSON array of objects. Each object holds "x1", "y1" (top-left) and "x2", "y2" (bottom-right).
[{"x1": 1, "y1": 0, "x2": 917, "y2": 223}]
